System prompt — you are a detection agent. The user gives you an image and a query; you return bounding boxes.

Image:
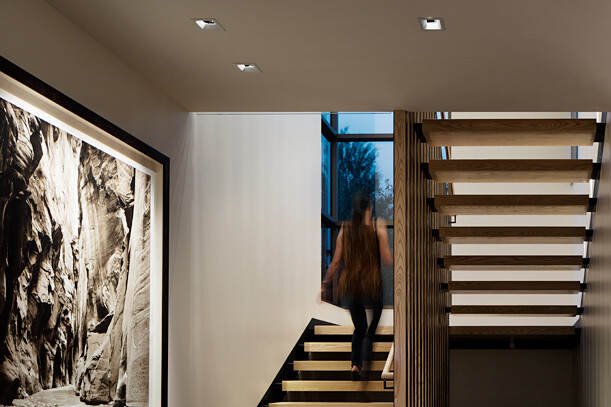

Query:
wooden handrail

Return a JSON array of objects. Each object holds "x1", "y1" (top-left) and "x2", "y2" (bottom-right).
[{"x1": 381, "y1": 342, "x2": 394, "y2": 381}]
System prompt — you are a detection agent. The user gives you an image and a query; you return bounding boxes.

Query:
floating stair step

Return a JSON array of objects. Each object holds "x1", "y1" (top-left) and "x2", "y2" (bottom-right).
[
  {"x1": 441, "y1": 255, "x2": 586, "y2": 270},
  {"x1": 425, "y1": 159, "x2": 595, "y2": 183},
  {"x1": 282, "y1": 380, "x2": 392, "y2": 392},
  {"x1": 314, "y1": 326, "x2": 393, "y2": 335},
  {"x1": 431, "y1": 194, "x2": 593, "y2": 215},
  {"x1": 304, "y1": 342, "x2": 392, "y2": 353},
  {"x1": 435, "y1": 227, "x2": 590, "y2": 244},
  {"x1": 270, "y1": 403, "x2": 393, "y2": 407},
  {"x1": 294, "y1": 360, "x2": 386, "y2": 371},
  {"x1": 446, "y1": 281, "x2": 584, "y2": 294},
  {"x1": 450, "y1": 326, "x2": 576, "y2": 337},
  {"x1": 449, "y1": 305, "x2": 581, "y2": 316},
  {"x1": 419, "y1": 119, "x2": 599, "y2": 146}
]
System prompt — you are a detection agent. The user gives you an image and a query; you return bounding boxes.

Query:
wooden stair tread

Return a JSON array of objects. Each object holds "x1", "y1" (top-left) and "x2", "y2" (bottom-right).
[
  {"x1": 294, "y1": 360, "x2": 386, "y2": 371},
  {"x1": 282, "y1": 380, "x2": 392, "y2": 392},
  {"x1": 315, "y1": 326, "x2": 393, "y2": 335},
  {"x1": 305, "y1": 342, "x2": 392, "y2": 352},
  {"x1": 442, "y1": 255, "x2": 586, "y2": 271},
  {"x1": 270, "y1": 404, "x2": 391, "y2": 407},
  {"x1": 447, "y1": 281, "x2": 583, "y2": 293},
  {"x1": 437, "y1": 226, "x2": 589, "y2": 244},
  {"x1": 421, "y1": 119, "x2": 597, "y2": 146},
  {"x1": 432, "y1": 194, "x2": 592, "y2": 215},
  {"x1": 427, "y1": 159, "x2": 594, "y2": 183},
  {"x1": 450, "y1": 326, "x2": 576, "y2": 337},
  {"x1": 450, "y1": 305, "x2": 580, "y2": 316}
]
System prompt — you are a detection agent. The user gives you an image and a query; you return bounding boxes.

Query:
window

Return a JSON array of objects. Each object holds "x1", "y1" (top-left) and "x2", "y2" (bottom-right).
[
  {"x1": 321, "y1": 112, "x2": 394, "y2": 306},
  {"x1": 337, "y1": 112, "x2": 393, "y2": 134}
]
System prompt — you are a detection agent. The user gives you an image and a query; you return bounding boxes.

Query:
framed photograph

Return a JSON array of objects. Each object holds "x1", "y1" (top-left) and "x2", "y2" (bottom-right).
[{"x1": 0, "y1": 56, "x2": 169, "y2": 407}]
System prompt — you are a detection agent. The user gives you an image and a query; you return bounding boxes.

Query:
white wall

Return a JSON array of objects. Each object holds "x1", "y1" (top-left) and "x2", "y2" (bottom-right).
[{"x1": 192, "y1": 113, "x2": 391, "y2": 405}]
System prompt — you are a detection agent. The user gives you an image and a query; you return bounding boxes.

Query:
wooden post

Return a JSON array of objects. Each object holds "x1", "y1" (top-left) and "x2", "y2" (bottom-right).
[
  {"x1": 393, "y1": 110, "x2": 408, "y2": 407},
  {"x1": 395, "y1": 111, "x2": 450, "y2": 407}
]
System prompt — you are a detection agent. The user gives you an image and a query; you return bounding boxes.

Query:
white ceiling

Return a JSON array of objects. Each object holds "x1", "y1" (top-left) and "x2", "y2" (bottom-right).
[{"x1": 45, "y1": 0, "x2": 611, "y2": 112}]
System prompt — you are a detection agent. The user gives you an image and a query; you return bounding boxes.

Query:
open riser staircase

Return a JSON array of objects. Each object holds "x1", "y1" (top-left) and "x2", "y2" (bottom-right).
[
  {"x1": 259, "y1": 322, "x2": 394, "y2": 407},
  {"x1": 261, "y1": 116, "x2": 604, "y2": 407},
  {"x1": 418, "y1": 117, "x2": 604, "y2": 345}
]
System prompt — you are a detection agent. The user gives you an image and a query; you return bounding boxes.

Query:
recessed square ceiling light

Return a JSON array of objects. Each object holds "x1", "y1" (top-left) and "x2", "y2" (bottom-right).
[
  {"x1": 418, "y1": 17, "x2": 445, "y2": 31},
  {"x1": 235, "y1": 63, "x2": 261, "y2": 73},
  {"x1": 192, "y1": 18, "x2": 225, "y2": 31}
]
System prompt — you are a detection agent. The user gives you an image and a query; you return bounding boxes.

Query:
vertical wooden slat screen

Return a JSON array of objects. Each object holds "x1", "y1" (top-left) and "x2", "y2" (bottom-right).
[
  {"x1": 393, "y1": 111, "x2": 408, "y2": 407},
  {"x1": 394, "y1": 111, "x2": 450, "y2": 407}
]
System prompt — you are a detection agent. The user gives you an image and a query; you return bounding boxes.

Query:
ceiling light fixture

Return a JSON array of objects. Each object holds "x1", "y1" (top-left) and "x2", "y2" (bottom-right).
[
  {"x1": 235, "y1": 63, "x2": 261, "y2": 73},
  {"x1": 418, "y1": 17, "x2": 445, "y2": 31},
  {"x1": 193, "y1": 18, "x2": 225, "y2": 31}
]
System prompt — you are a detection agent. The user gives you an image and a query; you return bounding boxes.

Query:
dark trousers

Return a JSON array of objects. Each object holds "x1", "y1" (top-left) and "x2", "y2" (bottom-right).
[{"x1": 348, "y1": 298, "x2": 383, "y2": 368}]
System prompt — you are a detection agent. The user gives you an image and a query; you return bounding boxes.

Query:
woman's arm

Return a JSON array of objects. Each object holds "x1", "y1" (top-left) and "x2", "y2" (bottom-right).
[{"x1": 376, "y1": 218, "x2": 393, "y2": 267}]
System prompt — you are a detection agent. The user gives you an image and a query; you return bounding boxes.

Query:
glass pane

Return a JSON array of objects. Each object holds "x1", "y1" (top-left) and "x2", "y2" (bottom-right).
[
  {"x1": 337, "y1": 112, "x2": 393, "y2": 134},
  {"x1": 372, "y1": 141, "x2": 393, "y2": 222},
  {"x1": 321, "y1": 134, "x2": 331, "y2": 214},
  {"x1": 322, "y1": 112, "x2": 331, "y2": 125},
  {"x1": 337, "y1": 141, "x2": 393, "y2": 222},
  {"x1": 322, "y1": 226, "x2": 338, "y2": 305},
  {"x1": 321, "y1": 227, "x2": 332, "y2": 274}
]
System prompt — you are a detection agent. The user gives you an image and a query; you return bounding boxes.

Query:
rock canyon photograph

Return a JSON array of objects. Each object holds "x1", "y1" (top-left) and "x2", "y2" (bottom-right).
[{"x1": 0, "y1": 98, "x2": 151, "y2": 407}]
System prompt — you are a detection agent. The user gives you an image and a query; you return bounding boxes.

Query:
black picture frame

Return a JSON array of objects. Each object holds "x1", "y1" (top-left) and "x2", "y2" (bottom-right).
[{"x1": 0, "y1": 55, "x2": 170, "y2": 407}]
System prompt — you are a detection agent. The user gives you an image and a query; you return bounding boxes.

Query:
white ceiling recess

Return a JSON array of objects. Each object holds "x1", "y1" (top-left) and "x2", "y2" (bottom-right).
[{"x1": 44, "y1": 0, "x2": 611, "y2": 112}]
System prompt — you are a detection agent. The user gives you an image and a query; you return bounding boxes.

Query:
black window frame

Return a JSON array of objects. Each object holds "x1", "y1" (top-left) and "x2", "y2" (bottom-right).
[{"x1": 321, "y1": 113, "x2": 394, "y2": 304}]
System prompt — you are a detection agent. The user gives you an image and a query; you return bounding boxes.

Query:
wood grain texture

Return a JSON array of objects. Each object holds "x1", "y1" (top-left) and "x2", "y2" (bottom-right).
[
  {"x1": 450, "y1": 326, "x2": 576, "y2": 336},
  {"x1": 422, "y1": 119, "x2": 597, "y2": 146},
  {"x1": 282, "y1": 381, "x2": 393, "y2": 392},
  {"x1": 314, "y1": 326, "x2": 393, "y2": 335},
  {"x1": 393, "y1": 110, "x2": 407, "y2": 407},
  {"x1": 442, "y1": 255, "x2": 585, "y2": 271},
  {"x1": 404, "y1": 112, "x2": 449, "y2": 407},
  {"x1": 427, "y1": 159, "x2": 593, "y2": 183},
  {"x1": 293, "y1": 361, "x2": 386, "y2": 371},
  {"x1": 437, "y1": 226, "x2": 588, "y2": 244},
  {"x1": 304, "y1": 342, "x2": 392, "y2": 353},
  {"x1": 447, "y1": 281, "x2": 583, "y2": 294},
  {"x1": 450, "y1": 305, "x2": 579, "y2": 316},
  {"x1": 433, "y1": 194, "x2": 591, "y2": 215}
]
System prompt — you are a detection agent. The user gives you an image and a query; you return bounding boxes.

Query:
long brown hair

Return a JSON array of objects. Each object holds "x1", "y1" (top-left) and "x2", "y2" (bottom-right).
[
  {"x1": 350, "y1": 192, "x2": 372, "y2": 243},
  {"x1": 339, "y1": 193, "x2": 382, "y2": 300}
]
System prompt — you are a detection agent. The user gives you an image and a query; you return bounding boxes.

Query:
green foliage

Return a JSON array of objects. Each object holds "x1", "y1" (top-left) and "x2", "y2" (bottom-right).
[
  {"x1": 375, "y1": 174, "x2": 393, "y2": 220},
  {"x1": 332, "y1": 126, "x2": 394, "y2": 222},
  {"x1": 337, "y1": 141, "x2": 377, "y2": 220}
]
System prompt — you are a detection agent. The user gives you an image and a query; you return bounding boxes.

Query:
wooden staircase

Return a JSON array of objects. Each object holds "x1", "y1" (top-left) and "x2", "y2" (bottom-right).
[
  {"x1": 430, "y1": 194, "x2": 593, "y2": 215},
  {"x1": 419, "y1": 117, "x2": 603, "y2": 344},
  {"x1": 264, "y1": 324, "x2": 394, "y2": 407}
]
